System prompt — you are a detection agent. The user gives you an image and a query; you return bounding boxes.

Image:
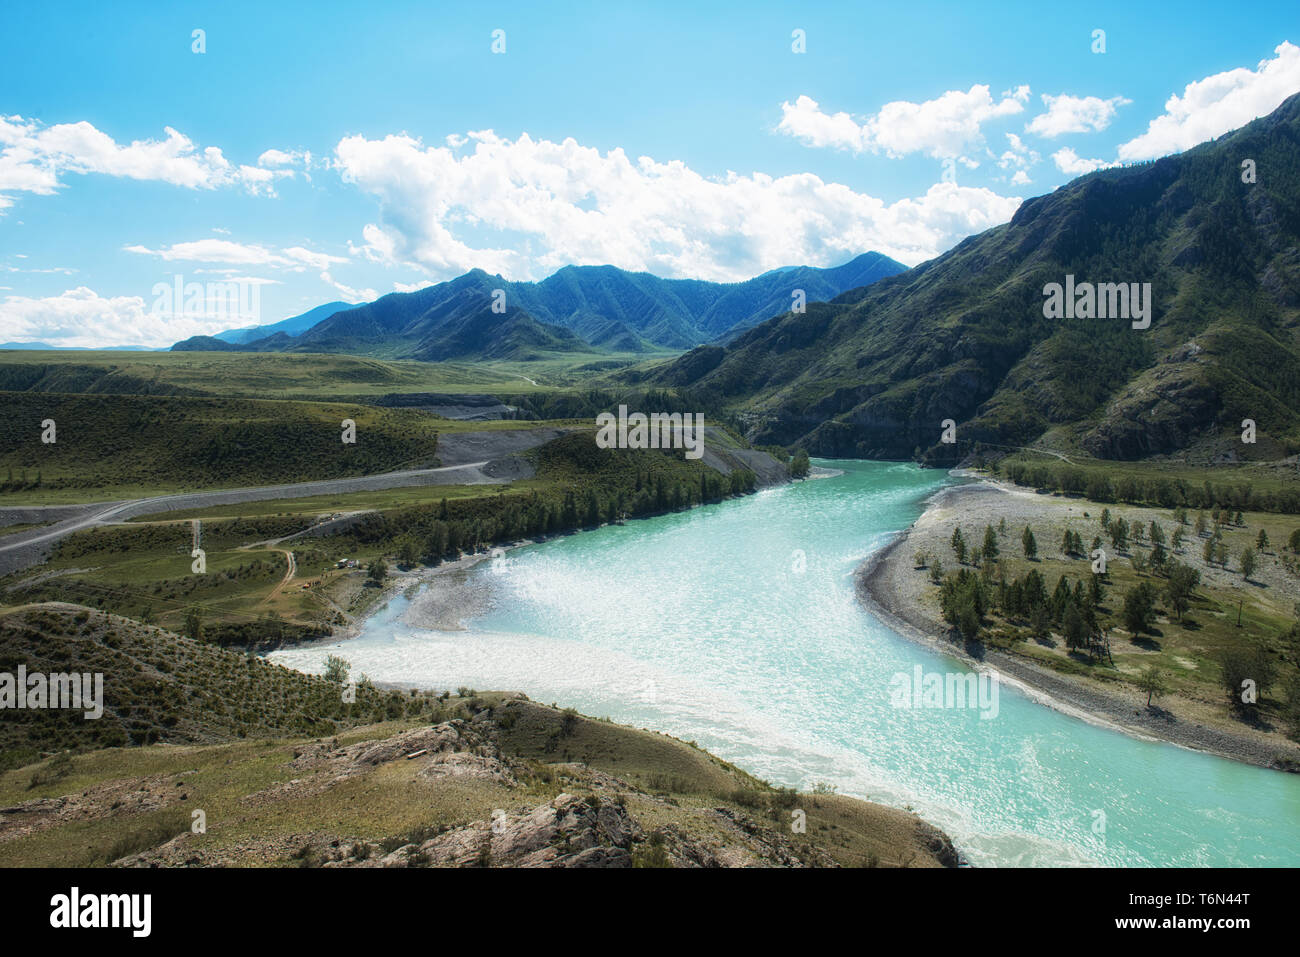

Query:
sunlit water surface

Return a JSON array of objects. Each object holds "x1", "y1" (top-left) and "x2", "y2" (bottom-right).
[{"x1": 271, "y1": 460, "x2": 1300, "y2": 866}]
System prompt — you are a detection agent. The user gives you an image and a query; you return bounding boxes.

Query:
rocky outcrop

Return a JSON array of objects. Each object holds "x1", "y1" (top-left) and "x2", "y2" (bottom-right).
[{"x1": 330, "y1": 792, "x2": 641, "y2": 868}]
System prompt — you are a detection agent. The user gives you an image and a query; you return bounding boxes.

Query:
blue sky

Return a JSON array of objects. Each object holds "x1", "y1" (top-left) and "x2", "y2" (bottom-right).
[{"x1": 1, "y1": 0, "x2": 1298, "y2": 346}]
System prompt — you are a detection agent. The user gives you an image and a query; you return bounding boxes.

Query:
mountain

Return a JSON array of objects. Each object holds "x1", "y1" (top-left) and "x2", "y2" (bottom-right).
[
  {"x1": 170, "y1": 252, "x2": 906, "y2": 357},
  {"x1": 213, "y1": 301, "x2": 351, "y2": 344},
  {"x1": 171, "y1": 332, "x2": 297, "y2": 352},
  {"x1": 411, "y1": 305, "x2": 591, "y2": 361},
  {"x1": 649, "y1": 92, "x2": 1300, "y2": 463}
]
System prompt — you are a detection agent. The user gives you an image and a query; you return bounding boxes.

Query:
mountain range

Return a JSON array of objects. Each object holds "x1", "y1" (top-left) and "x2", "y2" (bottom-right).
[
  {"x1": 211, "y1": 301, "x2": 353, "y2": 345},
  {"x1": 647, "y1": 92, "x2": 1300, "y2": 463},
  {"x1": 171, "y1": 252, "x2": 906, "y2": 357}
]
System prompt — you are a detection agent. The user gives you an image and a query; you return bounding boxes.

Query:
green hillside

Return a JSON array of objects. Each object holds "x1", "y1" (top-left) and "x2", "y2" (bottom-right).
[
  {"x1": 651, "y1": 92, "x2": 1300, "y2": 467},
  {"x1": 0, "y1": 392, "x2": 439, "y2": 495}
]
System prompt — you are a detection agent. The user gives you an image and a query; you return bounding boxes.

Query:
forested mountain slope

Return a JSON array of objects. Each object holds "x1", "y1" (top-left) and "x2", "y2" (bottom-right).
[{"x1": 650, "y1": 92, "x2": 1300, "y2": 463}]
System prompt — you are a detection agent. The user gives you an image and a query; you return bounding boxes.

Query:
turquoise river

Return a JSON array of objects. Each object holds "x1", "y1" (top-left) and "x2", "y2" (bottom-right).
[{"x1": 271, "y1": 460, "x2": 1300, "y2": 866}]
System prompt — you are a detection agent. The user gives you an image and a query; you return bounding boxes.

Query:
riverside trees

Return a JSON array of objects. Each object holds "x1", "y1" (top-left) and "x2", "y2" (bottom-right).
[{"x1": 940, "y1": 569, "x2": 986, "y2": 641}]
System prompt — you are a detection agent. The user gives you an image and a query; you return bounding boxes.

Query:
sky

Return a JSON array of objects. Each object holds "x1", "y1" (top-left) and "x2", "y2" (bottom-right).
[{"x1": 1, "y1": 0, "x2": 1298, "y2": 347}]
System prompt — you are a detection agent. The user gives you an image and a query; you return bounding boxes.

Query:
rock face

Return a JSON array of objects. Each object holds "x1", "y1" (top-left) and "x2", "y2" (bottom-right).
[
  {"x1": 337, "y1": 793, "x2": 641, "y2": 868},
  {"x1": 915, "y1": 821, "x2": 962, "y2": 869}
]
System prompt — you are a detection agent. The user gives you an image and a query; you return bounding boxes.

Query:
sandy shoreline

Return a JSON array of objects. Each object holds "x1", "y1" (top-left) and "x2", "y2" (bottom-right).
[{"x1": 856, "y1": 479, "x2": 1300, "y2": 773}]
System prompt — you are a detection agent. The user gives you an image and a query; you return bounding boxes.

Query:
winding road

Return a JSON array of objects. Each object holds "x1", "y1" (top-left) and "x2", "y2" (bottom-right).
[{"x1": 0, "y1": 427, "x2": 576, "y2": 577}]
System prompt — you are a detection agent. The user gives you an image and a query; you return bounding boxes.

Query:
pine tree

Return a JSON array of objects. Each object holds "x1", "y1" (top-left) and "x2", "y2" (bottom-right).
[
  {"x1": 1240, "y1": 547, "x2": 1257, "y2": 581},
  {"x1": 982, "y1": 525, "x2": 999, "y2": 561},
  {"x1": 1022, "y1": 525, "x2": 1037, "y2": 560}
]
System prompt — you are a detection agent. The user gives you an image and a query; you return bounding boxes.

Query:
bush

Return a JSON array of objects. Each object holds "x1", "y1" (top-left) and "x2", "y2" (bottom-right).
[
  {"x1": 789, "y1": 449, "x2": 811, "y2": 479},
  {"x1": 1122, "y1": 582, "x2": 1159, "y2": 636}
]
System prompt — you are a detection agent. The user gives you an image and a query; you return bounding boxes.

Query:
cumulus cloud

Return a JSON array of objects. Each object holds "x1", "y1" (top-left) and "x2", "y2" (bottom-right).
[
  {"x1": 777, "y1": 85, "x2": 1030, "y2": 159},
  {"x1": 996, "y1": 132, "x2": 1039, "y2": 183},
  {"x1": 258, "y1": 148, "x2": 311, "y2": 168},
  {"x1": 0, "y1": 286, "x2": 254, "y2": 348},
  {"x1": 1118, "y1": 41, "x2": 1300, "y2": 161},
  {"x1": 0, "y1": 115, "x2": 298, "y2": 210},
  {"x1": 334, "y1": 129, "x2": 1023, "y2": 278},
  {"x1": 1025, "y1": 93, "x2": 1129, "y2": 137}
]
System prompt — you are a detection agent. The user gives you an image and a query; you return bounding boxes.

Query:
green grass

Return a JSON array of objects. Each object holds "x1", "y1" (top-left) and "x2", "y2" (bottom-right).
[
  {"x1": 126, "y1": 483, "x2": 505, "y2": 522},
  {"x1": 0, "y1": 351, "x2": 536, "y2": 397},
  {"x1": 0, "y1": 349, "x2": 676, "y2": 400},
  {"x1": 0, "y1": 392, "x2": 444, "y2": 502}
]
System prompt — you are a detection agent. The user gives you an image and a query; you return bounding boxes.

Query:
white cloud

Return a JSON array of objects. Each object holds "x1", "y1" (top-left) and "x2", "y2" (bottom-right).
[
  {"x1": 0, "y1": 115, "x2": 298, "y2": 209},
  {"x1": 127, "y1": 239, "x2": 361, "y2": 303},
  {"x1": 320, "y1": 271, "x2": 376, "y2": 302},
  {"x1": 1118, "y1": 41, "x2": 1300, "y2": 161},
  {"x1": 334, "y1": 129, "x2": 1023, "y2": 278},
  {"x1": 997, "y1": 132, "x2": 1039, "y2": 182},
  {"x1": 258, "y1": 148, "x2": 311, "y2": 168},
  {"x1": 281, "y1": 245, "x2": 347, "y2": 272},
  {"x1": 1052, "y1": 147, "x2": 1119, "y2": 176},
  {"x1": 125, "y1": 239, "x2": 346, "y2": 270},
  {"x1": 1, "y1": 263, "x2": 76, "y2": 275},
  {"x1": 0, "y1": 286, "x2": 251, "y2": 348},
  {"x1": 777, "y1": 85, "x2": 1030, "y2": 159},
  {"x1": 1026, "y1": 93, "x2": 1130, "y2": 137}
]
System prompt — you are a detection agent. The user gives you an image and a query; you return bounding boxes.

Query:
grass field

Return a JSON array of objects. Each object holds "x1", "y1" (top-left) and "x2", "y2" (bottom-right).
[
  {"x1": 0, "y1": 392, "x2": 446, "y2": 502},
  {"x1": 0, "y1": 349, "x2": 667, "y2": 398}
]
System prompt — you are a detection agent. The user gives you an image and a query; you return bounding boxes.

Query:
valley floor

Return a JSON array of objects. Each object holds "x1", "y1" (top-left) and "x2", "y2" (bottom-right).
[{"x1": 857, "y1": 478, "x2": 1300, "y2": 772}]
